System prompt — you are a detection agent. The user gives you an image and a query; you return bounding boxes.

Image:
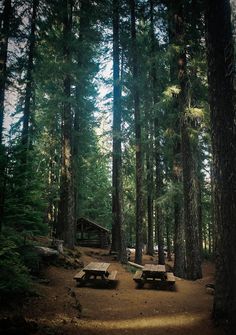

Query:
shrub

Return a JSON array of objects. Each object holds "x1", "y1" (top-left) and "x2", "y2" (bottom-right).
[
  {"x1": 0, "y1": 236, "x2": 31, "y2": 298},
  {"x1": 19, "y1": 244, "x2": 41, "y2": 275}
]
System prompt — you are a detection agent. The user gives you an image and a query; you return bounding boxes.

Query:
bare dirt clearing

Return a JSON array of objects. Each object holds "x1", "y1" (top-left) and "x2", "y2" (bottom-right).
[{"x1": 10, "y1": 247, "x2": 223, "y2": 334}]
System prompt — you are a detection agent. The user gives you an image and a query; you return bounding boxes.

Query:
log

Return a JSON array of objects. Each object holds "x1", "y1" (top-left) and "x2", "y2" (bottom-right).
[
  {"x1": 35, "y1": 246, "x2": 59, "y2": 257},
  {"x1": 128, "y1": 261, "x2": 144, "y2": 269}
]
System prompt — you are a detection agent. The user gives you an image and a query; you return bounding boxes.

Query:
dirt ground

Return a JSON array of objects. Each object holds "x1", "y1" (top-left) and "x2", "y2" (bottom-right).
[{"x1": 16, "y1": 247, "x2": 223, "y2": 334}]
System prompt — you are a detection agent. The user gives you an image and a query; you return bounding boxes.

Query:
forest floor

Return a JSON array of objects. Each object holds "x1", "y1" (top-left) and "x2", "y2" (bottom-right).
[{"x1": 1, "y1": 247, "x2": 224, "y2": 335}]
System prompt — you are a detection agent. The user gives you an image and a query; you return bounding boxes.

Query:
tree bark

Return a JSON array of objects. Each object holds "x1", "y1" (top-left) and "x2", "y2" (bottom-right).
[
  {"x1": 176, "y1": 2, "x2": 202, "y2": 280},
  {"x1": 180, "y1": 88, "x2": 202, "y2": 280},
  {"x1": 21, "y1": 0, "x2": 39, "y2": 150},
  {"x1": 149, "y1": 0, "x2": 165, "y2": 264},
  {"x1": 166, "y1": 222, "x2": 172, "y2": 261},
  {"x1": 0, "y1": 0, "x2": 11, "y2": 232},
  {"x1": 146, "y1": 0, "x2": 155, "y2": 257},
  {"x1": 0, "y1": 0, "x2": 11, "y2": 144},
  {"x1": 172, "y1": 142, "x2": 186, "y2": 278},
  {"x1": 146, "y1": 125, "x2": 154, "y2": 255},
  {"x1": 230, "y1": 0, "x2": 236, "y2": 42},
  {"x1": 130, "y1": 0, "x2": 144, "y2": 265},
  {"x1": 111, "y1": 0, "x2": 127, "y2": 263},
  {"x1": 205, "y1": 0, "x2": 236, "y2": 330},
  {"x1": 210, "y1": 162, "x2": 216, "y2": 255},
  {"x1": 57, "y1": 0, "x2": 75, "y2": 249},
  {"x1": 196, "y1": 171, "x2": 203, "y2": 256},
  {"x1": 167, "y1": 1, "x2": 186, "y2": 278},
  {"x1": 74, "y1": 0, "x2": 88, "y2": 222}
]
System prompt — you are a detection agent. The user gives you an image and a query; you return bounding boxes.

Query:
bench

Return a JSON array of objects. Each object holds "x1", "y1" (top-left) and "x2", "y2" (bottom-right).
[
  {"x1": 107, "y1": 270, "x2": 117, "y2": 281},
  {"x1": 133, "y1": 270, "x2": 143, "y2": 282},
  {"x1": 74, "y1": 270, "x2": 85, "y2": 282},
  {"x1": 133, "y1": 270, "x2": 144, "y2": 288},
  {"x1": 158, "y1": 272, "x2": 175, "y2": 290},
  {"x1": 166, "y1": 272, "x2": 175, "y2": 284}
]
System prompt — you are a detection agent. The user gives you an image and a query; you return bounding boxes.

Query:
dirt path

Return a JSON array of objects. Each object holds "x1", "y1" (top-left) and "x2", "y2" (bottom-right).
[{"x1": 23, "y1": 248, "x2": 223, "y2": 335}]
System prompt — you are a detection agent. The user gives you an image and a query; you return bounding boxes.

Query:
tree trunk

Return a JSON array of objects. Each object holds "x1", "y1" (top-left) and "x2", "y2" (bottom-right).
[
  {"x1": 73, "y1": 0, "x2": 88, "y2": 222},
  {"x1": 111, "y1": 0, "x2": 121, "y2": 254},
  {"x1": 155, "y1": 138, "x2": 165, "y2": 265},
  {"x1": 205, "y1": 0, "x2": 236, "y2": 330},
  {"x1": 196, "y1": 173, "x2": 203, "y2": 256},
  {"x1": 145, "y1": 0, "x2": 157, "y2": 257},
  {"x1": 203, "y1": 226, "x2": 207, "y2": 253},
  {"x1": 0, "y1": 0, "x2": 11, "y2": 233},
  {"x1": 208, "y1": 222, "x2": 212, "y2": 255},
  {"x1": 230, "y1": 0, "x2": 236, "y2": 42},
  {"x1": 149, "y1": 0, "x2": 165, "y2": 264},
  {"x1": 47, "y1": 138, "x2": 59, "y2": 234},
  {"x1": 174, "y1": 203, "x2": 186, "y2": 277},
  {"x1": 130, "y1": 0, "x2": 144, "y2": 265},
  {"x1": 111, "y1": 0, "x2": 127, "y2": 263},
  {"x1": 168, "y1": 1, "x2": 186, "y2": 278},
  {"x1": 210, "y1": 162, "x2": 216, "y2": 255},
  {"x1": 146, "y1": 125, "x2": 154, "y2": 256},
  {"x1": 21, "y1": 0, "x2": 39, "y2": 150},
  {"x1": 172, "y1": 122, "x2": 186, "y2": 277},
  {"x1": 0, "y1": 0, "x2": 11, "y2": 144},
  {"x1": 166, "y1": 222, "x2": 172, "y2": 261},
  {"x1": 57, "y1": 0, "x2": 75, "y2": 249},
  {"x1": 172, "y1": 141, "x2": 185, "y2": 278},
  {"x1": 181, "y1": 102, "x2": 202, "y2": 279},
  {"x1": 176, "y1": 2, "x2": 202, "y2": 280}
]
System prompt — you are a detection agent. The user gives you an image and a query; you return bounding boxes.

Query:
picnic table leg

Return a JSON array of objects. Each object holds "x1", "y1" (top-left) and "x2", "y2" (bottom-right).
[
  {"x1": 76, "y1": 274, "x2": 87, "y2": 287},
  {"x1": 100, "y1": 271, "x2": 109, "y2": 281},
  {"x1": 137, "y1": 273, "x2": 145, "y2": 288},
  {"x1": 161, "y1": 273, "x2": 167, "y2": 281},
  {"x1": 137, "y1": 281, "x2": 144, "y2": 288}
]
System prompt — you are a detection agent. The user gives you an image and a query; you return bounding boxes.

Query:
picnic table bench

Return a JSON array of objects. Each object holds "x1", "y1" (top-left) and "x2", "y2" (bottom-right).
[
  {"x1": 74, "y1": 262, "x2": 117, "y2": 286},
  {"x1": 133, "y1": 263, "x2": 175, "y2": 289}
]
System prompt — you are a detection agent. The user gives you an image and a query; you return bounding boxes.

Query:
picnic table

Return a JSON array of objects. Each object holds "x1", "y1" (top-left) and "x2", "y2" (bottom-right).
[
  {"x1": 74, "y1": 262, "x2": 117, "y2": 286},
  {"x1": 133, "y1": 263, "x2": 175, "y2": 289}
]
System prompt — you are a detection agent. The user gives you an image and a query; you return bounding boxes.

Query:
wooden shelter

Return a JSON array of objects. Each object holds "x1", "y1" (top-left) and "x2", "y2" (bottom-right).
[{"x1": 77, "y1": 217, "x2": 111, "y2": 249}]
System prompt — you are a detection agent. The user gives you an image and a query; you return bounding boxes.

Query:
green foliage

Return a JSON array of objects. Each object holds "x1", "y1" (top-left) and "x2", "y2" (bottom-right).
[
  {"x1": 0, "y1": 236, "x2": 31, "y2": 297},
  {"x1": 4, "y1": 140, "x2": 48, "y2": 236},
  {"x1": 31, "y1": 0, "x2": 112, "y2": 232},
  {"x1": 77, "y1": 148, "x2": 112, "y2": 228},
  {"x1": 20, "y1": 244, "x2": 41, "y2": 274}
]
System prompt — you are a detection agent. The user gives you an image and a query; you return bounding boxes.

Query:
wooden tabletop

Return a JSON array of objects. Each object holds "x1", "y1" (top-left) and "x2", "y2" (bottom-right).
[
  {"x1": 143, "y1": 264, "x2": 166, "y2": 273},
  {"x1": 83, "y1": 262, "x2": 110, "y2": 273}
]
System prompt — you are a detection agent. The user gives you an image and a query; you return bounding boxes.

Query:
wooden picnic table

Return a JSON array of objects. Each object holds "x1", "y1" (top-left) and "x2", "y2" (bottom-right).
[
  {"x1": 133, "y1": 263, "x2": 175, "y2": 289},
  {"x1": 74, "y1": 262, "x2": 117, "y2": 286},
  {"x1": 143, "y1": 264, "x2": 167, "y2": 281},
  {"x1": 83, "y1": 262, "x2": 110, "y2": 279}
]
